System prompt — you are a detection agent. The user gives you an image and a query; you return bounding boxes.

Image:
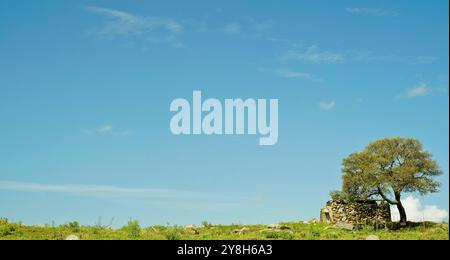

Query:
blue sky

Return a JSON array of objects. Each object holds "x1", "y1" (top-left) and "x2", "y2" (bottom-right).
[{"x1": 0, "y1": 0, "x2": 448, "y2": 227}]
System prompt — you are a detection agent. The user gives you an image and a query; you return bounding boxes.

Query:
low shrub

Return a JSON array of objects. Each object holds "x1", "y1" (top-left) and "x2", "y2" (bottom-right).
[
  {"x1": 164, "y1": 229, "x2": 182, "y2": 240},
  {"x1": 123, "y1": 219, "x2": 141, "y2": 239}
]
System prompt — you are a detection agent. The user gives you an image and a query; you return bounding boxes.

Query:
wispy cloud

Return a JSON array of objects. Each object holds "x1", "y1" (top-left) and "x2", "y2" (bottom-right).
[
  {"x1": 349, "y1": 51, "x2": 437, "y2": 65},
  {"x1": 0, "y1": 181, "x2": 176, "y2": 198},
  {"x1": 96, "y1": 125, "x2": 113, "y2": 134},
  {"x1": 391, "y1": 196, "x2": 448, "y2": 222},
  {"x1": 181, "y1": 16, "x2": 273, "y2": 40},
  {"x1": 0, "y1": 180, "x2": 258, "y2": 213},
  {"x1": 0, "y1": 180, "x2": 242, "y2": 202},
  {"x1": 86, "y1": 6, "x2": 182, "y2": 46},
  {"x1": 280, "y1": 45, "x2": 345, "y2": 64},
  {"x1": 281, "y1": 47, "x2": 437, "y2": 66},
  {"x1": 279, "y1": 45, "x2": 436, "y2": 66},
  {"x1": 84, "y1": 125, "x2": 134, "y2": 137},
  {"x1": 345, "y1": 7, "x2": 398, "y2": 17},
  {"x1": 218, "y1": 17, "x2": 273, "y2": 38},
  {"x1": 406, "y1": 83, "x2": 432, "y2": 98},
  {"x1": 401, "y1": 81, "x2": 450, "y2": 99},
  {"x1": 275, "y1": 68, "x2": 313, "y2": 80},
  {"x1": 223, "y1": 22, "x2": 241, "y2": 34},
  {"x1": 319, "y1": 101, "x2": 336, "y2": 111}
]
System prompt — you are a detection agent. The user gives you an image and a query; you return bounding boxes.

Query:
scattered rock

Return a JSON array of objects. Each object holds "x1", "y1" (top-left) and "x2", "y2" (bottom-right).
[
  {"x1": 365, "y1": 235, "x2": 380, "y2": 240},
  {"x1": 233, "y1": 227, "x2": 250, "y2": 234},
  {"x1": 267, "y1": 224, "x2": 291, "y2": 230},
  {"x1": 185, "y1": 225, "x2": 200, "y2": 235},
  {"x1": 65, "y1": 234, "x2": 80, "y2": 240},
  {"x1": 334, "y1": 222, "x2": 355, "y2": 231}
]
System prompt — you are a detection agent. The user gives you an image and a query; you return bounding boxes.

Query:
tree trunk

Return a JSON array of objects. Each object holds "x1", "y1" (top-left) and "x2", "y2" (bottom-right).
[
  {"x1": 396, "y1": 202, "x2": 407, "y2": 226},
  {"x1": 394, "y1": 192, "x2": 407, "y2": 226}
]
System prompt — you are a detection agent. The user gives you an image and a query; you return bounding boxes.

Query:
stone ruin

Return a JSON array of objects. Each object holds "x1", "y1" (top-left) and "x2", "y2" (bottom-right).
[{"x1": 320, "y1": 200, "x2": 391, "y2": 227}]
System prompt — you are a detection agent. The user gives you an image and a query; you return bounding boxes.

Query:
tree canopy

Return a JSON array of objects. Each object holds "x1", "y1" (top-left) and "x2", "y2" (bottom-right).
[{"x1": 339, "y1": 137, "x2": 442, "y2": 225}]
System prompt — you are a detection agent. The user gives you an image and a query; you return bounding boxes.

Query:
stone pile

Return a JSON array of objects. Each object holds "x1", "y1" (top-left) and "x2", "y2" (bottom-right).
[{"x1": 320, "y1": 200, "x2": 391, "y2": 226}]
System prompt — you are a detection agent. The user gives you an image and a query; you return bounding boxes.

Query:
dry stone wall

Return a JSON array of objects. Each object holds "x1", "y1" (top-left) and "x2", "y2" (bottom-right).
[{"x1": 320, "y1": 200, "x2": 391, "y2": 225}]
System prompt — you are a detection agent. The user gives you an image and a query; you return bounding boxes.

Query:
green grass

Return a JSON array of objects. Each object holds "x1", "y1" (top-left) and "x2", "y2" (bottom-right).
[{"x1": 0, "y1": 218, "x2": 448, "y2": 240}]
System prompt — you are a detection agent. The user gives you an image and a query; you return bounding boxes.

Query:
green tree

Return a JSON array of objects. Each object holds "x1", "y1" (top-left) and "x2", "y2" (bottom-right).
[{"x1": 341, "y1": 137, "x2": 442, "y2": 226}]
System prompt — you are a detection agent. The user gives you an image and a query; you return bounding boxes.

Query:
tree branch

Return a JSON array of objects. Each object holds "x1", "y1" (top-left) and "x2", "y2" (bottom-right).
[{"x1": 377, "y1": 187, "x2": 397, "y2": 205}]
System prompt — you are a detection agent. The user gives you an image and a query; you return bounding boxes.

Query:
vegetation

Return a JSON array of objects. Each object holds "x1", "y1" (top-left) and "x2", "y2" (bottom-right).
[
  {"x1": 122, "y1": 219, "x2": 141, "y2": 239},
  {"x1": 338, "y1": 137, "x2": 442, "y2": 226},
  {"x1": 0, "y1": 218, "x2": 448, "y2": 240}
]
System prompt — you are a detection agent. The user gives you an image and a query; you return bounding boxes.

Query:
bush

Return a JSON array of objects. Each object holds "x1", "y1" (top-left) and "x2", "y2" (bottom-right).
[
  {"x1": 202, "y1": 221, "x2": 213, "y2": 228},
  {"x1": 0, "y1": 218, "x2": 8, "y2": 226},
  {"x1": 0, "y1": 224, "x2": 17, "y2": 237},
  {"x1": 63, "y1": 221, "x2": 81, "y2": 232},
  {"x1": 123, "y1": 219, "x2": 141, "y2": 239},
  {"x1": 164, "y1": 229, "x2": 182, "y2": 240}
]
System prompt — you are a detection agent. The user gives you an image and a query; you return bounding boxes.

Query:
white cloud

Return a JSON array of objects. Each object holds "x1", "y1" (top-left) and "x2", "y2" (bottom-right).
[
  {"x1": 84, "y1": 125, "x2": 134, "y2": 137},
  {"x1": 0, "y1": 181, "x2": 239, "y2": 201},
  {"x1": 0, "y1": 181, "x2": 258, "y2": 213},
  {"x1": 319, "y1": 101, "x2": 336, "y2": 111},
  {"x1": 391, "y1": 196, "x2": 449, "y2": 223},
  {"x1": 0, "y1": 181, "x2": 175, "y2": 198},
  {"x1": 86, "y1": 6, "x2": 181, "y2": 45},
  {"x1": 406, "y1": 83, "x2": 432, "y2": 98},
  {"x1": 345, "y1": 7, "x2": 398, "y2": 17},
  {"x1": 281, "y1": 46, "x2": 345, "y2": 64},
  {"x1": 349, "y1": 51, "x2": 437, "y2": 65},
  {"x1": 275, "y1": 69, "x2": 312, "y2": 80},
  {"x1": 218, "y1": 17, "x2": 273, "y2": 38},
  {"x1": 97, "y1": 125, "x2": 113, "y2": 134},
  {"x1": 181, "y1": 16, "x2": 272, "y2": 40}
]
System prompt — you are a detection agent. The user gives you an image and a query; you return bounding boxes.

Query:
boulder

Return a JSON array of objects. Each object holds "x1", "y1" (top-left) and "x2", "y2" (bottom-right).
[
  {"x1": 233, "y1": 227, "x2": 250, "y2": 234},
  {"x1": 267, "y1": 224, "x2": 291, "y2": 230},
  {"x1": 185, "y1": 225, "x2": 200, "y2": 235},
  {"x1": 366, "y1": 235, "x2": 380, "y2": 240},
  {"x1": 65, "y1": 234, "x2": 80, "y2": 240},
  {"x1": 334, "y1": 222, "x2": 355, "y2": 231}
]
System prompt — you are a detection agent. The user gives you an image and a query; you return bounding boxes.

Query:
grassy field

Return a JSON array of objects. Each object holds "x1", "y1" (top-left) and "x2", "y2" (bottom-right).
[{"x1": 1, "y1": 218, "x2": 448, "y2": 240}]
